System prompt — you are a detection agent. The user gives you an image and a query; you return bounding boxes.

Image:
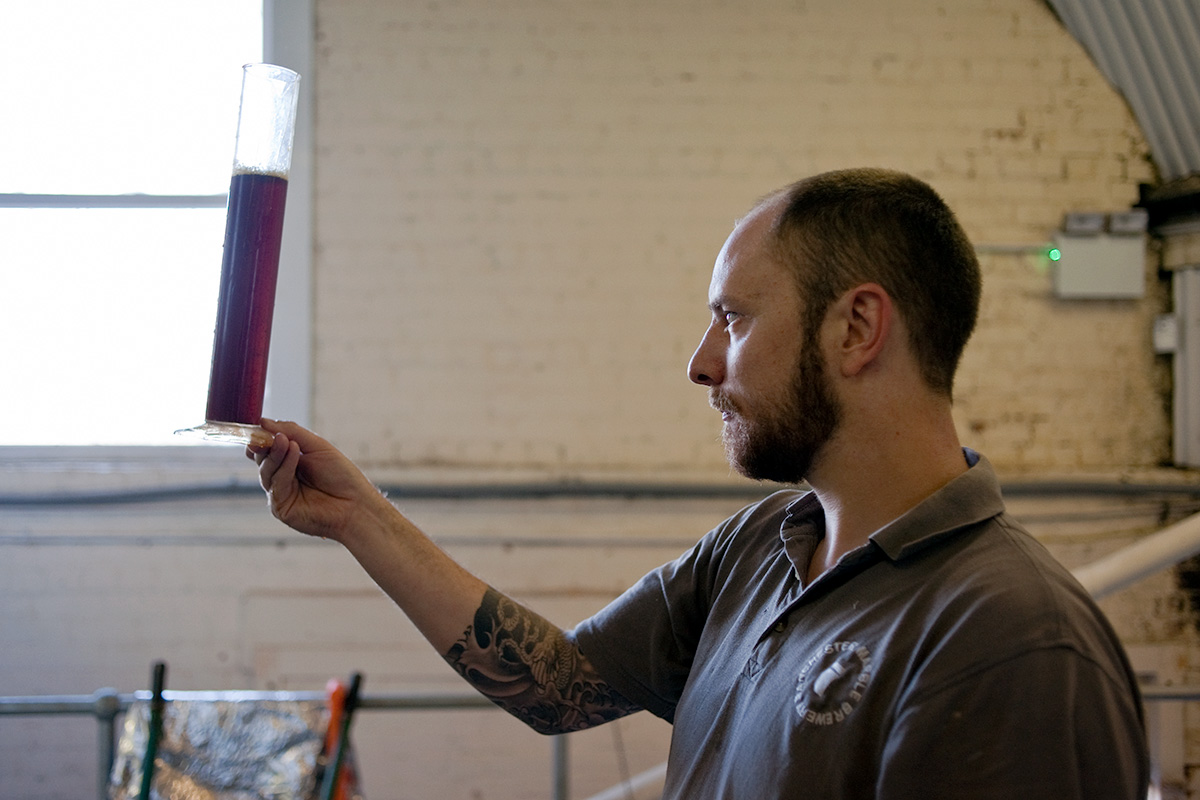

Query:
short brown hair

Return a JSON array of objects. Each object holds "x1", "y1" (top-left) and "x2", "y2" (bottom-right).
[{"x1": 769, "y1": 168, "x2": 981, "y2": 397}]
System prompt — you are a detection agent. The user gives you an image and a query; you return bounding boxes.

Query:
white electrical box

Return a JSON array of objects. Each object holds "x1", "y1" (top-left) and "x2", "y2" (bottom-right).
[{"x1": 1052, "y1": 233, "x2": 1146, "y2": 299}]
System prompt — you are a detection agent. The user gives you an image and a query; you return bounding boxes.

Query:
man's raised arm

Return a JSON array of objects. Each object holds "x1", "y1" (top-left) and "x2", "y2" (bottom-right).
[{"x1": 249, "y1": 419, "x2": 639, "y2": 734}]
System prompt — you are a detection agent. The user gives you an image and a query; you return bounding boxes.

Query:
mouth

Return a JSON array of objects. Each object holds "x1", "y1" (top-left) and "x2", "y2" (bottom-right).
[{"x1": 709, "y1": 392, "x2": 737, "y2": 422}]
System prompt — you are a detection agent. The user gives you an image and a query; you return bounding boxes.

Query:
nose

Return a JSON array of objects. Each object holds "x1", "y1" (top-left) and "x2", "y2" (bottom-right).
[{"x1": 688, "y1": 323, "x2": 725, "y2": 386}]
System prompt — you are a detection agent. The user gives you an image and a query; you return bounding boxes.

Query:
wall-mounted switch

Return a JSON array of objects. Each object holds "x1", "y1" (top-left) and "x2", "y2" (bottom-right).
[{"x1": 1154, "y1": 314, "x2": 1179, "y2": 354}]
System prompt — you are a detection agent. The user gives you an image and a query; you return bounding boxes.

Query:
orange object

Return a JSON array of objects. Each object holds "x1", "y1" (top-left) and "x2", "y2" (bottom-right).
[
  {"x1": 323, "y1": 678, "x2": 346, "y2": 755},
  {"x1": 322, "y1": 677, "x2": 359, "y2": 800}
]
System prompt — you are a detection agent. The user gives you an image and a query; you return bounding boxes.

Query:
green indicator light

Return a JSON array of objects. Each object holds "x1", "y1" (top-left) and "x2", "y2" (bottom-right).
[{"x1": 1047, "y1": 247, "x2": 1062, "y2": 262}]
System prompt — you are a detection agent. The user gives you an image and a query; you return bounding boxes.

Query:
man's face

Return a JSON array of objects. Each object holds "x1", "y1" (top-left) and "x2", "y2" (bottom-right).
[{"x1": 687, "y1": 202, "x2": 841, "y2": 483}]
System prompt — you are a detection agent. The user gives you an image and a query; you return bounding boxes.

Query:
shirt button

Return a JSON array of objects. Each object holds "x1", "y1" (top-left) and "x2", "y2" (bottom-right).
[{"x1": 773, "y1": 621, "x2": 786, "y2": 632}]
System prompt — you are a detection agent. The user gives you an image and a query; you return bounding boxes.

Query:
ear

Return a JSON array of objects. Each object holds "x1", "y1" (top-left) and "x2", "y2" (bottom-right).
[{"x1": 827, "y1": 283, "x2": 893, "y2": 378}]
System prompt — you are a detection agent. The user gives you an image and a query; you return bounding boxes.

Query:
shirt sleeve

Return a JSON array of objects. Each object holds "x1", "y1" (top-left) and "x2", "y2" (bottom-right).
[
  {"x1": 572, "y1": 535, "x2": 722, "y2": 723},
  {"x1": 877, "y1": 646, "x2": 1149, "y2": 800}
]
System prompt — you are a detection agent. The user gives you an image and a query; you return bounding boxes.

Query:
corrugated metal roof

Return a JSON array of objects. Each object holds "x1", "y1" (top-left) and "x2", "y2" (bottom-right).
[{"x1": 1047, "y1": 0, "x2": 1200, "y2": 182}]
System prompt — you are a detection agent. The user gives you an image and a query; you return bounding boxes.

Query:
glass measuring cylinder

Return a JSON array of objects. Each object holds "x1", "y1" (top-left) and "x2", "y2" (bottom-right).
[{"x1": 178, "y1": 64, "x2": 300, "y2": 447}]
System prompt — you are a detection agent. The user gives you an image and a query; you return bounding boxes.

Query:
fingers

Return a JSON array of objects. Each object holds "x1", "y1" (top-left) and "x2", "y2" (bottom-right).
[
  {"x1": 248, "y1": 441, "x2": 271, "y2": 465},
  {"x1": 260, "y1": 418, "x2": 333, "y2": 454},
  {"x1": 283, "y1": 439, "x2": 302, "y2": 489},
  {"x1": 246, "y1": 419, "x2": 291, "y2": 461},
  {"x1": 257, "y1": 432, "x2": 294, "y2": 493}
]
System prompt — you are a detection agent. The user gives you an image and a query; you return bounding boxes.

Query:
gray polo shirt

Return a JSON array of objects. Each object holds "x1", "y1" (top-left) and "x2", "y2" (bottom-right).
[{"x1": 574, "y1": 452, "x2": 1149, "y2": 799}]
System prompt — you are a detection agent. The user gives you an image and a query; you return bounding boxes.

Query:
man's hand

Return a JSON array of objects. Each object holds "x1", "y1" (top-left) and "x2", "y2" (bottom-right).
[{"x1": 247, "y1": 418, "x2": 388, "y2": 542}]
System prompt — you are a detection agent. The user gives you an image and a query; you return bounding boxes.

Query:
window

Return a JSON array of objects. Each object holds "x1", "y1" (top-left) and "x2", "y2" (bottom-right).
[{"x1": 0, "y1": 0, "x2": 311, "y2": 447}]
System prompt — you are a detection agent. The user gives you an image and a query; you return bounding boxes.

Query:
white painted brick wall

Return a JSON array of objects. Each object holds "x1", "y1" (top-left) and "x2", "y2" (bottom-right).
[{"x1": 311, "y1": 0, "x2": 1164, "y2": 475}]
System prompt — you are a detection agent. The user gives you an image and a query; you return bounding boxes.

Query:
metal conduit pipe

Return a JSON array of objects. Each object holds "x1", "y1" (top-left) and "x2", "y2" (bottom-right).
[
  {"x1": 1, "y1": 478, "x2": 1198, "y2": 506},
  {"x1": 1073, "y1": 510, "x2": 1200, "y2": 599},
  {"x1": 0, "y1": 480, "x2": 771, "y2": 506}
]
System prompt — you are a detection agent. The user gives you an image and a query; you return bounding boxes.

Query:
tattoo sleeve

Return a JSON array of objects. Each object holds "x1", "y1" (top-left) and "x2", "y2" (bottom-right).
[{"x1": 443, "y1": 587, "x2": 642, "y2": 734}]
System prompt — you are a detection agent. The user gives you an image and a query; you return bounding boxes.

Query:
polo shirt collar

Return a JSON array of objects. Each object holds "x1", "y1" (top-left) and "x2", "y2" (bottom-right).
[
  {"x1": 780, "y1": 449, "x2": 1006, "y2": 571},
  {"x1": 867, "y1": 449, "x2": 1005, "y2": 561}
]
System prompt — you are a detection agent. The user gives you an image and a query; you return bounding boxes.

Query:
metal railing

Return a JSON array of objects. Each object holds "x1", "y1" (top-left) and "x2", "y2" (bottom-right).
[
  {"x1": 0, "y1": 689, "x2": 570, "y2": 800},
  {"x1": 6, "y1": 683, "x2": 1198, "y2": 800}
]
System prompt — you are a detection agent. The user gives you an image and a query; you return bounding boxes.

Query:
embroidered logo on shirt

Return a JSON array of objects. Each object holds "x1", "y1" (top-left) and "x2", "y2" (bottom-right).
[{"x1": 794, "y1": 641, "x2": 873, "y2": 726}]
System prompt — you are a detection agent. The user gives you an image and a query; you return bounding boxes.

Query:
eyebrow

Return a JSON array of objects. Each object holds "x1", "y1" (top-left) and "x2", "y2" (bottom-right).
[
  {"x1": 708, "y1": 289, "x2": 758, "y2": 313},
  {"x1": 708, "y1": 296, "x2": 732, "y2": 314}
]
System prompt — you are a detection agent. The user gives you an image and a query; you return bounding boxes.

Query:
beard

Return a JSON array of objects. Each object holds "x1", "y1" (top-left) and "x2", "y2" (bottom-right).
[{"x1": 711, "y1": 343, "x2": 841, "y2": 484}]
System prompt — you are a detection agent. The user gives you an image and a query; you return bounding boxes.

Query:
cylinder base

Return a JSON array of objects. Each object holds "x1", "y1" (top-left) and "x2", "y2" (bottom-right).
[{"x1": 174, "y1": 421, "x2": 274, "y2": 449}]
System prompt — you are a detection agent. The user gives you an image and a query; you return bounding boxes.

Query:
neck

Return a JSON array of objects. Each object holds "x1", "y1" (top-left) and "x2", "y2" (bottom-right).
[{"x1": 802, "y1": 397, "x2": 967, "y2": 582}]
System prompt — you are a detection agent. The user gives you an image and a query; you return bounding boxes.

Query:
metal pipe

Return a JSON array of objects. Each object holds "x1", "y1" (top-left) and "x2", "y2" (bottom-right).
[
  {"x1": 0, "y1": 480, "x2": 769, "y2": 507},
  {"x1": 1142, "y1": 686, "x2": 1200, "y2": 701},
  {"x1": 1, "y1": 477, "x2": 1196, "y2": 508},
  {"x1": 94, "y1": 689, "x2": 120, "y2": 800},
  {"x1": 553, "y1": 735, "x2": 569, "y2": 800},
  {"x1": 1073, "y1": 511, "x2": 1200, "y2": 599},
  {"x1": 0, "y1": 690, "x2": 497, "y2": 715}
]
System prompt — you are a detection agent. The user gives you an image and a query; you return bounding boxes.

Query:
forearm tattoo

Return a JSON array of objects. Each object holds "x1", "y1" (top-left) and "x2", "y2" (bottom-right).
[{"x1": 444, "y1": 588, "x2": 640, "y2": 734}]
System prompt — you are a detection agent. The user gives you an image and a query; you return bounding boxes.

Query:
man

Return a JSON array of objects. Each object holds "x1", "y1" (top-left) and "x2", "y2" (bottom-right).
[{"x1": 252, "y1": 168, "x2": 1149, "y2": 798}]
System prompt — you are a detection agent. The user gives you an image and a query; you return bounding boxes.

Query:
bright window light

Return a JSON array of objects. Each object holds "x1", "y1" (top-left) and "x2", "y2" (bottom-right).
[{"x1": 0, "y1": 1, "x2": 263, "y2": 445}]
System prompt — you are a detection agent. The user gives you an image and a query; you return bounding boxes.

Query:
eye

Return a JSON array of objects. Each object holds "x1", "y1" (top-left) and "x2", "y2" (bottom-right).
[{"x1": 723, "y1": 310, "x2": 741, "y2": 325}]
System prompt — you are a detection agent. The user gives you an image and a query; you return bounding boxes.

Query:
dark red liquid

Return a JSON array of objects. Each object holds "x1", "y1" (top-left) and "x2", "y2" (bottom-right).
[{"x1": 205, "y1": 171, "x2": 288, "y2": 424}]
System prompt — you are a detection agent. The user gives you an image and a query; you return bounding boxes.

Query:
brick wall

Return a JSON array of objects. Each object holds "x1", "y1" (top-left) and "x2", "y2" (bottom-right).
[{"x1": 311, "y1": 0, "x2": 1165, "y2": 475}]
